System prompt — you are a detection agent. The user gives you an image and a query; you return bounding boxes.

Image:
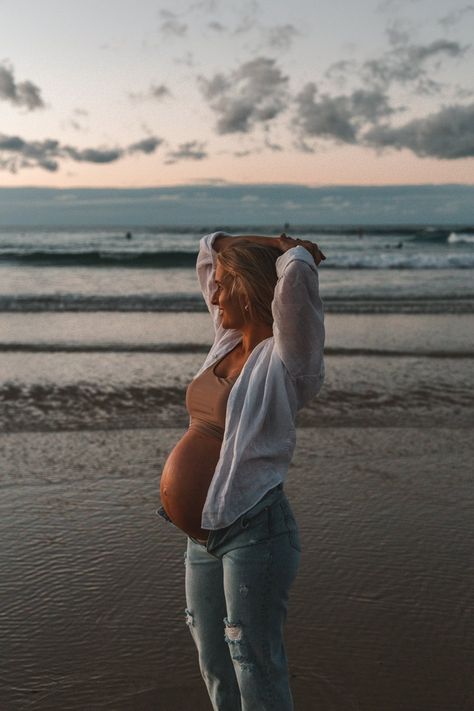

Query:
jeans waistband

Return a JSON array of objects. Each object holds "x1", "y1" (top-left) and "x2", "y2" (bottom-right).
[
  {"x1": 204, "y1": 483, "x2": 285, "y2": 556},
  {"x1": 158, "y1": 483, "x2": 284, "y2": 545}
]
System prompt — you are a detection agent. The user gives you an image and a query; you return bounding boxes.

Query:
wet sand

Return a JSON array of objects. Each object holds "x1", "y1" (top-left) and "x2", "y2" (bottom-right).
[{"x1": 1, "y1": 425, "x2": 473, "y2": 710}]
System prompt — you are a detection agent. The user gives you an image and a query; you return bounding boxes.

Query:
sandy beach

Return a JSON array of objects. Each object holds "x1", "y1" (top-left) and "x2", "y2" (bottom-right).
[{"x1": 1, "y1": 424, "x2": 473, "y2": 711}]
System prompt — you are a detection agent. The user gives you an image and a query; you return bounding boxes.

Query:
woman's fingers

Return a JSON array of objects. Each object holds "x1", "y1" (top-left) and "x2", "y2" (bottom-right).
[
  {"x1": 277, "y1": 233, "x2": 295, "y2": 251},
  {"x1": 300, "y1": 239, "x2": 326, "y2": 264},
  {"x1": 278, "y1": 234, "x2": 326, "y2": 263},
  {"x1": 312, "y1": 244, "x2": 326, "y2": 263}
]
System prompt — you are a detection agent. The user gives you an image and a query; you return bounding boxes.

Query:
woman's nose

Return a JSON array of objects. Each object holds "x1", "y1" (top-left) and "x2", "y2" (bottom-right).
[{"x1": 211, "y1": 289, "x2": 219, "y2": 305}]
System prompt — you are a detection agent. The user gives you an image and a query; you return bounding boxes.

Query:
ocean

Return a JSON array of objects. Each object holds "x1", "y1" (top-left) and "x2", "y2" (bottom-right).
[{"x1": 1, "y1": 224, "x2": 473, "y2": 432}]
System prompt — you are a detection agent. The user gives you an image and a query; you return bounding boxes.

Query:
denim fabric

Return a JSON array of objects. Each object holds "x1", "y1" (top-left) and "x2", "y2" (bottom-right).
[{"x1": 184, "y1": 486, "x2": 300, "y2": 711}]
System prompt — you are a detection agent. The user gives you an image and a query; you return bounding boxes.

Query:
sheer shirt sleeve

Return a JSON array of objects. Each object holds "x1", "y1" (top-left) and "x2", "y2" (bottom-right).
[{"x1": 271, "y1": 246, "x2": 325, "y2": 405}]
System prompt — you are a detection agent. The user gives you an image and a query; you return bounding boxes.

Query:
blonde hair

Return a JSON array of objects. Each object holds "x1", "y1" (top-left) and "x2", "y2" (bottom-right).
[{"x1": 217, "y1": 242, "x2": 280, "y2": 326}]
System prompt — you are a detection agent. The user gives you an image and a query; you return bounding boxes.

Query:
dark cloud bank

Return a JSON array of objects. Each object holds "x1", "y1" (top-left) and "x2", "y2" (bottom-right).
[
  {"x1": 195, "y1": 44, "x2": 474, "y2": 160},
  {"x1": 0, "y1": 135, "x2": 163, "y2": 173},
  {"x1": 0, "y1": 184, "x2": 472, "y2": 226}
]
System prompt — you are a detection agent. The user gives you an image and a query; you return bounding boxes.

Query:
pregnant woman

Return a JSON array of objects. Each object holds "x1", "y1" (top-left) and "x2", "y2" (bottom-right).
[{"x1": 159, "y1": 230, "x2": 325, "y2": 710}]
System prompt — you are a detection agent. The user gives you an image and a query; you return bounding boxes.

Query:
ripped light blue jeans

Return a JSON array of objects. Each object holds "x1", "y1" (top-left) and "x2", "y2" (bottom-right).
[{"x1": 184, "y1": 485, "x2": 300, "y2": 711}]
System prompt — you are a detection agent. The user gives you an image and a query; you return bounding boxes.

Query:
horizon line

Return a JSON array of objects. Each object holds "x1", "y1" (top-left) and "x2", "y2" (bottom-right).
[{"x1": 1, "y1": 181, "x2": 474, "y2": 191}]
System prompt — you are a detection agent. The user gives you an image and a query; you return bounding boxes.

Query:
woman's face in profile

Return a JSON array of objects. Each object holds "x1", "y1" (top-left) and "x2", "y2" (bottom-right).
[{"x1": 212, "y1": 262, "x2": 247, "y2": 330}]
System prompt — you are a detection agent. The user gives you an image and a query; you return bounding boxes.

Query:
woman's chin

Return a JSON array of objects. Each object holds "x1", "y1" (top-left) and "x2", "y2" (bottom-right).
[{"x1": 221, "y1": 318, "x2": 237, "y2": 330}]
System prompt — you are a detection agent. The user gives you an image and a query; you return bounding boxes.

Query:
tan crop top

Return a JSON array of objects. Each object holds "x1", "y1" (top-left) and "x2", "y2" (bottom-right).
[{"x1": 186, "y1": 361, "x2": 238, "y2": 440}]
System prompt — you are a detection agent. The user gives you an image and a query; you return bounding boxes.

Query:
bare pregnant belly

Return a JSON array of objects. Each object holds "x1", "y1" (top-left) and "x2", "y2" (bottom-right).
[{"x1": 160, "y1": 428, "x2": 222, "y2": 540}]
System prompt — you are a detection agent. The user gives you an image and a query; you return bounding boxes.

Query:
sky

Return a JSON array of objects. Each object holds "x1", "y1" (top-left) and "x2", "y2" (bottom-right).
[{"x1": 0, "y1": 0, "x2": 473, "y2": 188}]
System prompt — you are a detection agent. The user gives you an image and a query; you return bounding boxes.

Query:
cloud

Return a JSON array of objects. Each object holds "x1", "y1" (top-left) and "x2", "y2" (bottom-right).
[
  {"x1": 292, "y1": 137, "x2": 316, "y2": 154},
  {"x1": 263, "y1": 127, "x2": 282, "y2": 151},
  {"x1": 294, "y1": 72, "x2": 474, "y2": 161},
  {"x1": 130, "y1": 83, "x2": 172, "y2": 102},
  {"x1": 325, "y1": 28, "x2": 469, "y2": 98},
  {"x1": 233, "y1": 1, "x2": 260, "y2": 35},
  {"x1": 295, "y1": 83, "x2": 396, "y2": 144},
  {"x1": 61, "y1": 107, "x2": 90, "y2": 133},
  {"x1": 150, "y1": 84, "x2": 172, "y2": 100},
  {"x1": 384, "y1": 19, "x2": 413, "y2": 47},
  {"x1": 68, "y1": 120, "x2": 83, "y2": 132},
  {"x1": 362, "y1": 38, "x2": 467, "y2": 94},
  {"x1": 63, "y1": 119, "x2": 85, "y2": 133},
  {"x1": 165, "y1": 140, "x2": 208, "y2": 164},
  {"x1": 265, "y1": 24, "x2": 299, "y2": 51},
  {"x1": 63, "y1": 146, "x2": 122, "y2": 163},
  {"x1": 0, "y1": 135, "x2": 61, "y2": 172},
  {"x1": 0, "y1": 134, "x2": 163, "y2": 173},
  {"x1": 0, "y1": 62, "x2": 45, "y2": 110},
  {"x1": 159, "y1": 9, "x2": 187, "y2": 37},
  {"x1": 324, "y1": 60, "x2": 353, "y2": 88},
  {"x1": 174, "y1": 51, "x2": 195, "y2": 67},
  {"x1": 208, "y1": 21, "x2": 226, "y2": 32},
  {"x1": 455, "y1": 86, "x2": 474, "y2": 100},
  {"x1": 198, "y1": 57, "x2": 289, "y2": 134},
  {"x1": 439, "y1": 5, "x2": 474, "y2": 30},
  {"x1": 199, "y1": 73, "x2": 230, "y2": 100},
  {"x1": 377, "y1": 0, "x2": 423, "y2": 12},
  {"x1": 190, "y1": 0, "x2": 220, "y2": 12},
  {"x1": 364, "y1": 103, "x2": 474, "y2": 159},
  {"x1": 264, "y1": 136, "x2": 283, "y2": 152},
  {"x1": 127, "y1": 137, "x2": 163, "y2": 154}
]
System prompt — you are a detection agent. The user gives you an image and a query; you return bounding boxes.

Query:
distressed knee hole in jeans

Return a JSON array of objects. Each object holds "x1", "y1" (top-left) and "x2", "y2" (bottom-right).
[
  {"x1": 224, "y1": 619, "x2": 243, "y2": 642},
  {"x1": 185, "y1": 608, "x2": 194, "y2": 627},
  {"x1": 224, "y1": 618, "x2": 255, "y2": 672}
]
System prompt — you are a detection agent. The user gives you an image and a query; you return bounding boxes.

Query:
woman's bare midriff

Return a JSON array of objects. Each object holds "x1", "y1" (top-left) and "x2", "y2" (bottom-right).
[{"x1": 160, "y1": 427, "x2": 223, "y2": 540}]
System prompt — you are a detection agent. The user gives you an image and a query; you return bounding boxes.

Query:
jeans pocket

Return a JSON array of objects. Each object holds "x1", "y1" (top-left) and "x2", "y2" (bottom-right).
[
  {"x1": 279, "y1": 499, "x2": 301, "y2": 552},
  {"x1": 239, "y1": 507, "x2": 271, "y2": 543},
  {"x1": 287, "y1": 528, "x2": 301, "y2": 552},
  {"x1": 240, "y1": 505, "x2": 268, "y2": 529}
]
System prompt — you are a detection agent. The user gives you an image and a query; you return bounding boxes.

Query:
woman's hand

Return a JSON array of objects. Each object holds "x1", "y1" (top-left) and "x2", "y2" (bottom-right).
[{"x1": 277, "y1": 233, "x2": 326, "y2": 265}]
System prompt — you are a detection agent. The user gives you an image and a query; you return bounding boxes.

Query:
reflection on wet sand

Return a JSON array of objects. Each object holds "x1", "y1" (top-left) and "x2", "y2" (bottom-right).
[{"x1": 1, "y1": 427, "x2": 472, "y2": 711}]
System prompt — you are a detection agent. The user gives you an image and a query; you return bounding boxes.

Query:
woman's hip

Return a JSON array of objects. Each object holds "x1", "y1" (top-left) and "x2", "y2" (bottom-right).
[{"x1": 190, "y1": 485, "x2": 301, "y2": 559}]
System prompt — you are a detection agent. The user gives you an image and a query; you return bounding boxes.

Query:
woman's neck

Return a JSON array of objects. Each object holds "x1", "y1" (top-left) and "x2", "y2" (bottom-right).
[{"x1": 239, "y1": 323, "x2": 273, "y2": 357}]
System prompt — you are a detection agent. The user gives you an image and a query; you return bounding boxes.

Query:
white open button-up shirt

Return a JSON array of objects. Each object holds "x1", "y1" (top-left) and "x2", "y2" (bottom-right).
[{"x1": 195, "y1": 232, "x2": 325, "y2": 530}]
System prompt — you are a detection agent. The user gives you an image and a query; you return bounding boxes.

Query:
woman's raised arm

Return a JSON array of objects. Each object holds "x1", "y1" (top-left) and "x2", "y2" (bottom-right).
[
  {"x1": 215, "y1": 232, "x2": 326, "y2": 262},
  {"x1": 271, "y1": 243, "x2": 325, "y2": 407}
]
